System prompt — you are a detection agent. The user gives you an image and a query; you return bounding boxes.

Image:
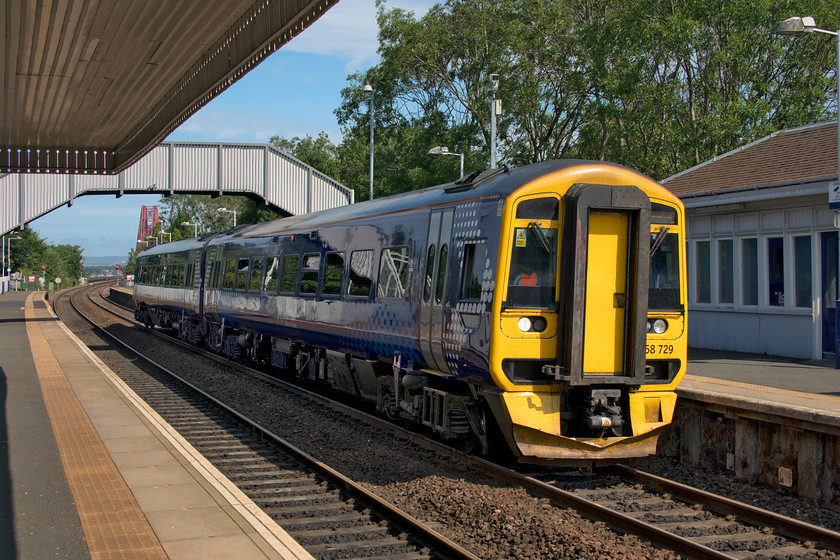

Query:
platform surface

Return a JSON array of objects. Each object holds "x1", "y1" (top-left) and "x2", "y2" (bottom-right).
[
  {"x1": 681, "y1": 348, "x2": 840, "y2": 425},
  {"x1": 0, "y1": 289, "x2": 312, "y2": 560}
]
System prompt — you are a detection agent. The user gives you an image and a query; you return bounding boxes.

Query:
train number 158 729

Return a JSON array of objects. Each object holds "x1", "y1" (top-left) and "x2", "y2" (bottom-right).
[{"x1": 646, "y1": 344, "x2": 674, "y2": 355}]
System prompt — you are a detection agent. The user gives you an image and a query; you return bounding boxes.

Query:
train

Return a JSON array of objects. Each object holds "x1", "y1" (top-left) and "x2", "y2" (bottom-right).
[{"x1": 133, "y1": 160, "x2": 687, "y2": 464}]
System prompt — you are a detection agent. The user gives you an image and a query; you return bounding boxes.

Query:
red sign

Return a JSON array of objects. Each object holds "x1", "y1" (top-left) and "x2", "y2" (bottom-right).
[{"x1": 27, "y1": 276, "x2": 35, "y2": 282}]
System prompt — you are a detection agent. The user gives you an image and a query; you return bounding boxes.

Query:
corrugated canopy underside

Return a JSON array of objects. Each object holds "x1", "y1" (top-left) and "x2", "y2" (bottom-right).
[{"x1": 1, "y1": 0, "x2": 338, "y2": 174}]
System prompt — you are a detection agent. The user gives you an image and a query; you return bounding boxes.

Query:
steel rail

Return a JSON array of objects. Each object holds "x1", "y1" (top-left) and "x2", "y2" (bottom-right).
[
  {"x1": 90, "y1": 286, "x2": 838, "y2": 559},
  {"x1": 66, "y1": 286, "x2": 481, "y2": 560},
  {"x1": 604, "y1": 464, "x2": 840, "y2": 553}
]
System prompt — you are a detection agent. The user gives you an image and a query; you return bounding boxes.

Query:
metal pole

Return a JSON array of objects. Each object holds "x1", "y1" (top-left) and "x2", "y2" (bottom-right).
[
  {"x1": 835, "y1": 30, "x2": 840, "y2": 368},
  {"x1": 490, "y1": 92, "x2": 497, "y2": 168},
  {"x1": 369, "y1": 89, "x2": 374, "y2": 201},
  {"x1": 459, "y1": 153, "x2": 464, "y2": 178}
]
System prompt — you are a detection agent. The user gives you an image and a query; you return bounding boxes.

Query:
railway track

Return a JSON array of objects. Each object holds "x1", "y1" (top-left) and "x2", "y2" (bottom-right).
[
  {"x1": 57, "y1": 285, "x2": 479, "y2": 560},
  {"x1": 77, "y1": 285, "x2": 840, "y2": 559}
]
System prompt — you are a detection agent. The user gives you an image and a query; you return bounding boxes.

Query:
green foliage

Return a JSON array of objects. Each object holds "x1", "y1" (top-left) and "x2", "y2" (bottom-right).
[
  {"x1": 332, "y1": 0, "x2": 839, "y2": 188},
  {"x1": 5, "y1": 226, "x2": 84, "y2": 287}
]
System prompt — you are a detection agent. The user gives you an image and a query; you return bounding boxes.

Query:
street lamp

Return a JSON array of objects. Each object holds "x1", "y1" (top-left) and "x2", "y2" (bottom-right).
[
  {"x1": 159, "y1": 230, "x2": 172, "y2": 244},
  {"x1": 428, "y1": 146, "x2": 464, "y2": 178},
  {"x1": 775, "y1": 16, "x2": 840, "y2": 367},
  {"x1": 217, "y1": 207, "x2": 237, "y2": 227},
  {"x1": 364, "y1": 83, "x2": 374, "y2": 201},
  {"x1": 137, "y1": 239, "x2": 148, "y2": 248},
  {"x1": 181, "y1": 221, "x2": 198, "y2": 237}
]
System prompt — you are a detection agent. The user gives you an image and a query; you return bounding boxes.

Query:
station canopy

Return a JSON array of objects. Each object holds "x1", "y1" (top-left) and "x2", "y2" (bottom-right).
[{"x1": 2, "y1": 0, "x2": 338, "y2": 175}]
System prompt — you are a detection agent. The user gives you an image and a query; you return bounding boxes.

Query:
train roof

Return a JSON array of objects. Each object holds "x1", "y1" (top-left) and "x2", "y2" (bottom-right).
[
  {"x1": 136, "y1": 234, "x2": 216, "y2": 259},
  {"x1": 210, "y1": 160, "x2": 660, "y2": 243},
  {"x1": 139, "y1": 159, "x2": 665, "y2": 254}
]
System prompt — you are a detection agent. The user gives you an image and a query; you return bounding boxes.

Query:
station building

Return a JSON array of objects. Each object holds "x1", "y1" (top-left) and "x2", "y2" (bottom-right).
[{"x1": 662, "y1": 121, "x2": 839, "y2": 360}]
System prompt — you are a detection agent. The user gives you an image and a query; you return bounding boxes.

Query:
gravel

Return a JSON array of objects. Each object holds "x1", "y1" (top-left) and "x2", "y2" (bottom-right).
[{"x1": 58, "y1": 287, "x2": 840, "y2": 559}]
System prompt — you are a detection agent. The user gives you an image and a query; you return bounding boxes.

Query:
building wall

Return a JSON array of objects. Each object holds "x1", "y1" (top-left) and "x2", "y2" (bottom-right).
[{"x1": 686, "y1": 194, "x2": 833, "y2": 359}]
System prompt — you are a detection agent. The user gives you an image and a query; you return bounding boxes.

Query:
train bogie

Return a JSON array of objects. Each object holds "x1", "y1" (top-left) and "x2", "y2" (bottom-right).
[{"x1": 134, "y1": 160, "x2": 687, "y2": 464}]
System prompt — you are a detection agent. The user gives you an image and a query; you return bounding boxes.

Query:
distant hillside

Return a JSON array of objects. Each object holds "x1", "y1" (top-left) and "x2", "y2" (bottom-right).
[{"x1": 84, "y1": 256, "x2": 127, "y2": 266}]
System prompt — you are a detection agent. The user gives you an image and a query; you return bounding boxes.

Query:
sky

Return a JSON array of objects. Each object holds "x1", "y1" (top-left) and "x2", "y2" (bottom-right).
[{"x1": 29, "y1": 0, "x2": 437, "y2": 259}]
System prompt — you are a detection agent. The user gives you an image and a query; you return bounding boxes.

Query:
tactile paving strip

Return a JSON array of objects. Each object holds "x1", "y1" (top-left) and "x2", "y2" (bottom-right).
[{"x1": 24, "y1": 295, "x2": 168, "y2": 560}]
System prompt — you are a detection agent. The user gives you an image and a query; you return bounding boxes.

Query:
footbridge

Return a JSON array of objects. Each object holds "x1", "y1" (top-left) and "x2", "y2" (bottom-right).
[{"x1": 0, "y1": 141, "x2": 354, "y2": 237}]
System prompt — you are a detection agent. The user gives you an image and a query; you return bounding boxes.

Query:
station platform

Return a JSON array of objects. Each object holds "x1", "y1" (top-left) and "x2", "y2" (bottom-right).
[
  {"x1": 679, "y1": 347, "x2": 840, "y2": 427},
  {"x1": 0, "y1": 289, "x2": 313, "y2": 560}
]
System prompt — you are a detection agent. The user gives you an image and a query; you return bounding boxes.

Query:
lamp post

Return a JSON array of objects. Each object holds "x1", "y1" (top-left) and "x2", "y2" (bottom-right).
[
  {"x1": 181, "y1": 221, "x2": 198, "y2": 237},
  {"x1": 217, "y1": 207, "x2": 237, "y2": 227},
  {"x1": 489, "y1": 74, "x2": 500, "y2": 168},
  {"x1": 428, "y1": 146, "x2": 464, "y2": 178},
  {"x1": 363, "y1": 84, "x2": 374, "y2": 201},
  {"x1": 159, "y1": 230, "x2": 172, "y2": 244},
  {"x1": 775, "y1": 16, "x2": 840, "y2": 367}
]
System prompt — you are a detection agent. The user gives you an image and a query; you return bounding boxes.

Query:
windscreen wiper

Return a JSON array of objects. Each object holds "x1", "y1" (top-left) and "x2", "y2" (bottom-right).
[
  {"x1": 650, "y1": 227, "x2": 671, "y2": 257},
  {"x1": 529, "y1": 222, "x2": 554, "y2": 255}
]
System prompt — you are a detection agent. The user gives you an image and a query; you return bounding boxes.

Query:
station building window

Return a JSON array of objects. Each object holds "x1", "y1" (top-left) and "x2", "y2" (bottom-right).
[
  {"x1": 717, "y1": 239, "x2": 733, "y2": 304},
  {"x1": 794, "y1": 235, "x2": 812, "y2": 308},
  {"x1": 768, "y1": 237, "x2": 784, "y2": 306},
  {"x1": 695, "y1": 241, "x2": 711, "y2": 304},
  {"x1": 741, "y1": 238, "x2": 758, "y2": 306}
]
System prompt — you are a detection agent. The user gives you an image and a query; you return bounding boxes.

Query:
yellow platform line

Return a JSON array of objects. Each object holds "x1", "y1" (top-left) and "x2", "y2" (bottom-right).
[
  {"x1": 24, "y1": 293, "x2": 168, "y2": 560},
  {"x1": 685, "y1": 374, "x2": 840, "y2": 403}
]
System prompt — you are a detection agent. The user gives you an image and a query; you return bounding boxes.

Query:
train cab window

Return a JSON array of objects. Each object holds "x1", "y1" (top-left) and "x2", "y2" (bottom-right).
[
  {"x1": 264, "y1": 257, "x2": 279, "y2": 293},
  {"x1": 651, "y1": 202, "x2": 678, "y2": 225},
  {"x1": 323, "y1": 252, "x2": 345, "y2": 296},
  {"x1": 250, "y1": 258, "x2": 264, "y2": 292},
  {"x1": 347, "y1": 250, "x2": 373, "y2": 297},
  {"x1": 235, "y1": 259, "x2": 250, "y2": 291},
  {"x1": 223, "y1": 260, "x2": 236, "y2": 290},
  {"x1": 460, "y1": 242, "x2": 487, "y2": 301},
  {"x1": 516, "y1": 197, "x2": 559, "y2": 220},
  {"x1": 280, "y1": 255, "x2": 299, "y2": 293},
  {"x1": 650, "y1": 228, "x2": 681, "y2": 310},
  {"x1": 300, "y1": 254, "x2": 320, "y2": 295},
  {"x1": 435, "y1": 244, "x2": 448, "y2": 303},
  {"x1": 378, "y1": 247, "x2": 410, "y2": 299},
  {"x1": 507, "y1": 224, "x2": 557, "y2": 308}
]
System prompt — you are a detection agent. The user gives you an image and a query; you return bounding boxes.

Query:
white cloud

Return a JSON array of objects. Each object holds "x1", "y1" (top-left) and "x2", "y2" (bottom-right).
[{"x1": 286, "y1": 0, "x2": 437, "y2": 70}]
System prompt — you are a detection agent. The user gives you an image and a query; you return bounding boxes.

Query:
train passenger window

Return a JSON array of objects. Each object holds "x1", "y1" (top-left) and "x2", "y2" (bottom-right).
[
  {"x1": 378, "y1": 247, "x2": 410, "y2": 298},
  {"x1": 460, "y1": 242, "x2": 487, "y2": 301},
  {"x1": 300, "y1": 254, "x2": 320, "y2": 294},
  {"x1": 280, "y1": 255, "x2": 298, "y2": 293},
  {"x1": 323, "y1": 252, "x2": 345, "y2": 295},
  {"x1": 506, "y1": 225, "x2": 557, "y2": 308},
  {"x1": 423, "y1": 245, "x2": 435, "y2": 302},
  {"x1": 516, "y1": 197, "x2": 558, "y2": 220},
  {"x1": 250, "y1": 258, "x2": 264, "y2": 292},
  {"x1": 347, "y1": 250, "x2": 373, "y2": 297},
  {"x1": 223, "y1": 260, "x2": 236, "y2": 290},
  {"x1": 435, "y1": 244, "x2": 448, "y2": 303},
  {"x1": 264, "y1": 257, "x2": 279, "y2": 293},
  {"x1": 235, "y1": 259, "x2": 250, "y2": 291}
]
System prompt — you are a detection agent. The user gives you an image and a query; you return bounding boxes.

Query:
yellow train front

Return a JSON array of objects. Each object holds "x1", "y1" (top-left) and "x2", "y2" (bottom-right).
[{"x1": 484, "y1": 162, "x2": 686, "y2": 463}]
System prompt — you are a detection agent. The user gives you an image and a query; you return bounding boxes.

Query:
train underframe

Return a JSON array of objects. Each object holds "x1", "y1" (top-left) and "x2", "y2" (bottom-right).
[{"x1": 135, "y1": 305, "x2": 666, "y2": 463}]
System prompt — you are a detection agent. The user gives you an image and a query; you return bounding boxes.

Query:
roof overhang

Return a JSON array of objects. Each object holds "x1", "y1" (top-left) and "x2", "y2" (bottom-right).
[
  {"x1": 680, "y1": 176, "x2": 832, "y2": 209},
  {"x1": 2, "y1": 0, "x2": 339, "y2": 175}
]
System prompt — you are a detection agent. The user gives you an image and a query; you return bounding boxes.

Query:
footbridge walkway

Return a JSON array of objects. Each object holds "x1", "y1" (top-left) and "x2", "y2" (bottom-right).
[{"x1": 0, "y1": 141, "x2": 354, "y2": 237}]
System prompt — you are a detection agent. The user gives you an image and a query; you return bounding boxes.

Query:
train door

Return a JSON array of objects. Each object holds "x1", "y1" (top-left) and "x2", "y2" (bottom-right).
[
  {"x1": 553, "y1": 184, "x2": 650, "y2": 384},
  {"x1": 420, "y1": 208, "x2": 454, "y2": 373}
]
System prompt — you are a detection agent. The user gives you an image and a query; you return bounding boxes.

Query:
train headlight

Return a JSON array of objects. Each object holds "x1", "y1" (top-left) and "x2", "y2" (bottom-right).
[
  {"x1": 652, "y1": 319, "x2": 668, "y2": 334},
  {"x1": 517, "y1": 316, "x2": 548, "y2": 333}
]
